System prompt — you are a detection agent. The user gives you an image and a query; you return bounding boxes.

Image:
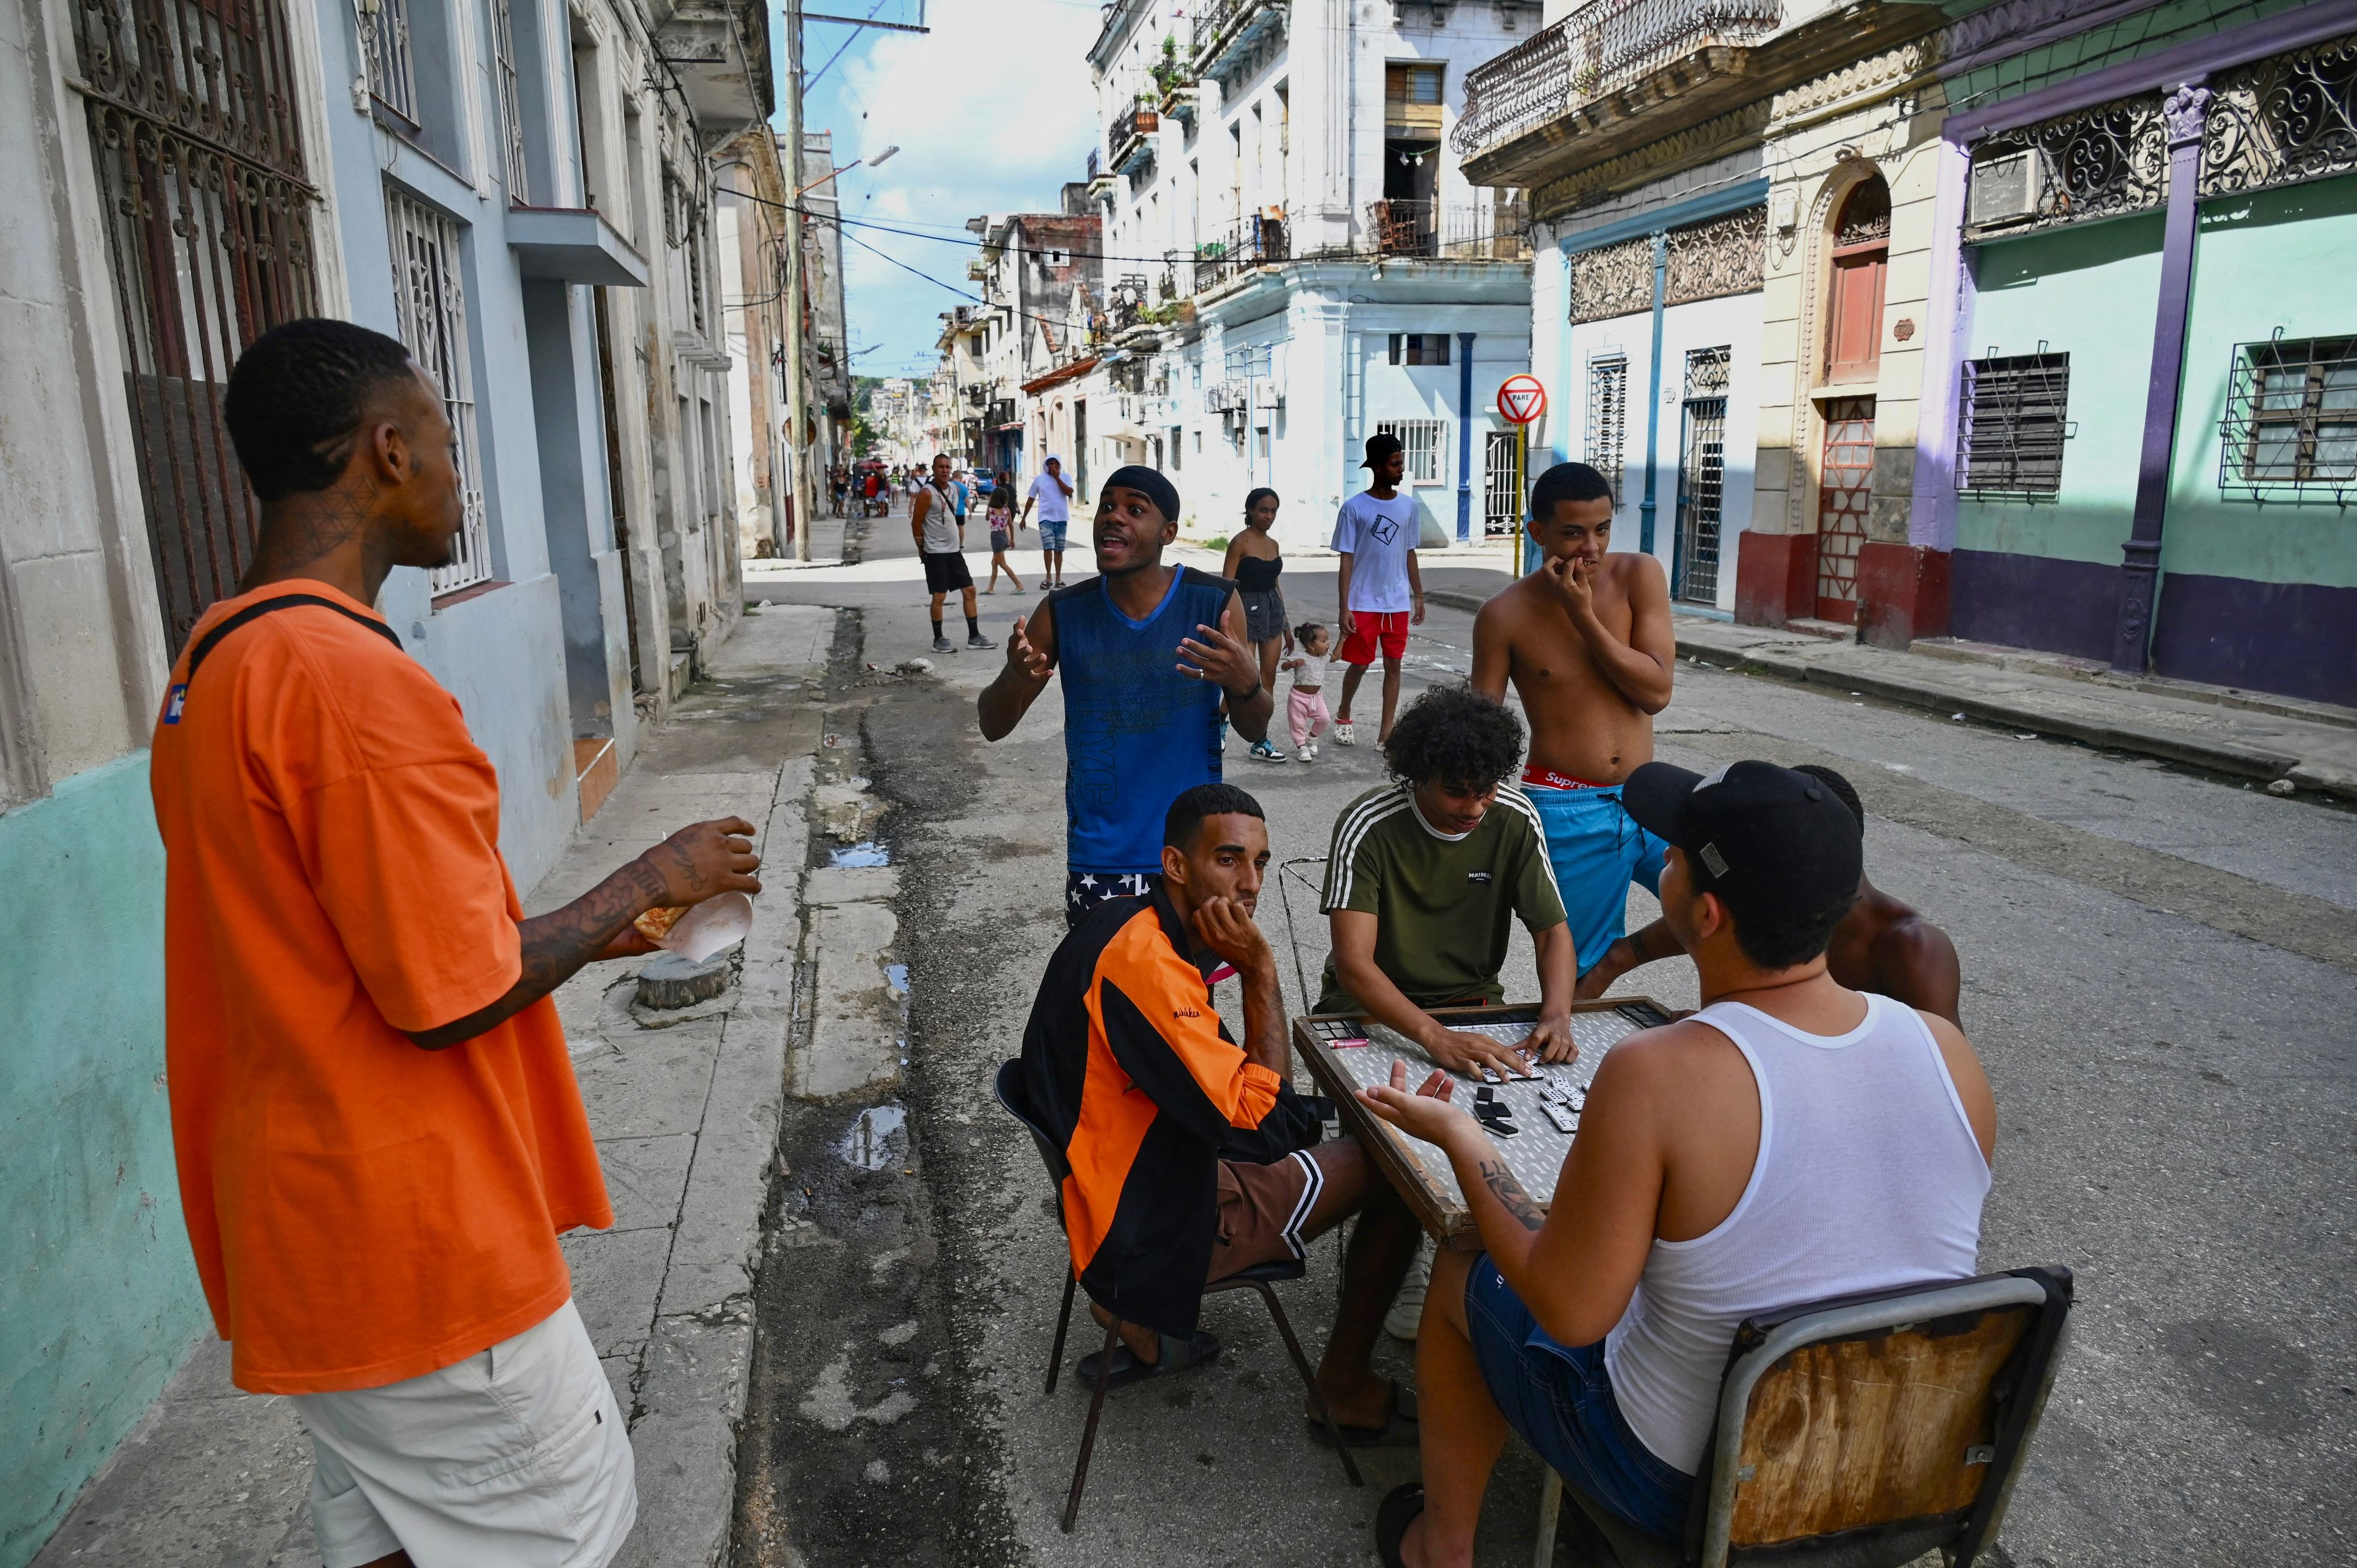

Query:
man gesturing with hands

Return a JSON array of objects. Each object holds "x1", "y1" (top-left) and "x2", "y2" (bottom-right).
[
  {"x1": 153, "y1": 319, "x2": 761, "y2": 1568},
  {"x1": 978, "y1": 464, "x2": 1275, "y2": 927}
]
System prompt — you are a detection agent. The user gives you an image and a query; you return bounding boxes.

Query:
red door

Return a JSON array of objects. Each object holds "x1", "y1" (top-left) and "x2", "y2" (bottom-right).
[
  {"x1": 1825, "y1": 178, "x2": 1890, "y2": 384},
  {"x1": 1815, "y1": 398, "x2": 1876, "y2": 622}
]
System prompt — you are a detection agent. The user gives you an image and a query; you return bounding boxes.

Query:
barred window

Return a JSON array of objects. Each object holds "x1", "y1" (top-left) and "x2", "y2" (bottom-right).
[
  {"x1": 490, "y1": 0, "x2": 529, "y2": 202},
  {"x1": 385, "y1": 189, "x2": 496, "y2": 594},
  {"x1": 2221, "y1": 334, "x2": 2357, "y2": 496},
  {"x1": 1957, "y1": 352, "x2": 2070, "y2": 496},
  {"x1": 1389, "y1": 333, "x2": 1450, "y2": 365},
  {"x1": 1377, "y1": 418, "x2": 1447, "y2": 485},
  {"x1": 1586, "y1": 354, "x2": 1628, "y2": 503}
]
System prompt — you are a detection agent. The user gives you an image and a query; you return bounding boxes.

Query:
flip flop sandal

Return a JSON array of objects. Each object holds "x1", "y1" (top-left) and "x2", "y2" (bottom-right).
[
  {"x1": 1375, "y1": 1481, "x2": 1425, "y2": 1568},
  {"x1": 1308, "y1": 1379, "x2": 1421, "y2": 1448},
  {"x1": 1074, "y1": 1330, "x2": 1221, "y2": 1391}
]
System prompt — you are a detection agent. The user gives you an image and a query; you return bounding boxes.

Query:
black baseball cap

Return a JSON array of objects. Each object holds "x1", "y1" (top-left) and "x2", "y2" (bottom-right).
[
  {"x1": 1361, "y1": 432, "x2": 1404, "y2": 467},
  {"x1": 1622, "y1": 760, "x2": 1863, "y2": 926}
]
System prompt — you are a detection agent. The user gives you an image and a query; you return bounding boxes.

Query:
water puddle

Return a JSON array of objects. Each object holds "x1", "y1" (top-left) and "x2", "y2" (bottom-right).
[
  {"x1": 884, "y1": 962, "x2": 909, "y2": 994},
  {"x1": 837, "y1": 1103, "x2": 908, "y2": 1170},
  {"x1": 828, "y1": 841, "x2": 891, "y2": 867}
]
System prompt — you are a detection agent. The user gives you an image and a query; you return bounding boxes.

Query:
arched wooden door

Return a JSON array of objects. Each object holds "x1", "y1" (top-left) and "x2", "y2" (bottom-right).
[{"x1": 1815, "y1": 177, "x2": 1890, "y2": 620}]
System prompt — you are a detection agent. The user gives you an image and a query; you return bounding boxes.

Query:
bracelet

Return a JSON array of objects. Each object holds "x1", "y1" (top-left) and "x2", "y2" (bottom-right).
[{"x1": 1224, "y1": 678, "x2": 1263, "y2": 703}]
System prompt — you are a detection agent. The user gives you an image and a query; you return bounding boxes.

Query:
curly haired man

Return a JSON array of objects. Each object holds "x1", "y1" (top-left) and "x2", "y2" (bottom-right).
[{"x1": 1317, "y1": 685, "x2": 1578, "y2": 1081}]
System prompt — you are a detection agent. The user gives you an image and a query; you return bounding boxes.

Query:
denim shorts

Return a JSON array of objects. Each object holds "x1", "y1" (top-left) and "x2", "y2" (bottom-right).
[
  {"x1": 1037, "y1": 519, "x2": 1069, "y2": 550},
  {"x1": 1463, "y1": 1256, "x2": 1692, "y2": 1540}
]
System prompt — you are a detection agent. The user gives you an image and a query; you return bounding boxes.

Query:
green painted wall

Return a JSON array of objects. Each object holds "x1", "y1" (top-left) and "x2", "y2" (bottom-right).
[
  {"x1": 2163, "y1": 172, "x2": 2357, "y2": 589},
  {"x1": 1, "y1": 755, "x2": 203, "y2": 1568},
  {"x1": 1956, "y1": 213, "x2": 2164, "y2": 564},
  {"x1": 1946, "y1": 0, "x2": 2310, "y2": 112}
]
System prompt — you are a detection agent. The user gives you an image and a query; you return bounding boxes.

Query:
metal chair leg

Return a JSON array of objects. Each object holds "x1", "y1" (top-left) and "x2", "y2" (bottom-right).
[
  {"x1": 1246, "y1": 1279, "x2": 1364, "y2": 1488},
  {"x1": 1062, "y1": 1318, "x2": 1122, "y2": 1533},
  {"x1": 1046, "y1": 1267, "x2": 1078, "y2": 1395},
  {"x1": 1535, "y1": 1467, "x2": 1562, "y2": 1568}
]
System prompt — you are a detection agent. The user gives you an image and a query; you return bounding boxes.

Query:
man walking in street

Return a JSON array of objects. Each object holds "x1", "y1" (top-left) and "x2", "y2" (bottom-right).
[
  {"x1": 151, "y1": 318, "x2": 762, "y2": 1568},
  {"x1": 978, "y1": 464, "x2": 1273, "y2": 926},
  {"x1": 1021, "y1": 454, "x2": 1077, "y2": 589},
  {"x1": 915, "y1": 451, "x2": 993, "y2": 654},
  {"x1": 1331, "y1": 433, "x2": 1424, "y2": 747},
  {"x1": 1471, "y1": 461, "x2": 1675, "y2": 986}
]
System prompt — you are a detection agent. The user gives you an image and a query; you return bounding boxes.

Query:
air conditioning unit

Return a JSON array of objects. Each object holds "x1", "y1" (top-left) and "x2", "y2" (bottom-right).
[
  {"x1": 1966, "y1": 148, "x2": 2045, "y2": 231},
  {"x1": 1253, "y1": 382, "x2": 1283, "y2": 410}
]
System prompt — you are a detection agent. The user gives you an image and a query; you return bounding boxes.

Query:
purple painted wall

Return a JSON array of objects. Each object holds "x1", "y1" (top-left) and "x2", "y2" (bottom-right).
[
  {"x1": 1949, "y1": 549, "x2": 2120, "y2": 663},
  {"x1": 2152, "y1": 573, "x2": 2357, "y2": 708}
]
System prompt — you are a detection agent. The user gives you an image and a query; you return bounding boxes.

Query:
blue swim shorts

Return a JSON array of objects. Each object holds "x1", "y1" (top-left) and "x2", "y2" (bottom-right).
[
  {"x1": 1464, "y1": 1255, "x2": 1692, "y2": 1540},
  {"x1": 1524, "y1": 783, "x2": 1667, "y2": 977},
  {"x1": 1037, "y1": 519, "x2": 1069, "y2": 550}
]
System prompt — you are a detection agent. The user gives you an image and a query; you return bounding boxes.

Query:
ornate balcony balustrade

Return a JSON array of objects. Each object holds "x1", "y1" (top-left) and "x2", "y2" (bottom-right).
[
  {"x1": 1365, "y1": 199, "x2": 1534, "y2": 260},
  {"x1": 1453, "y1": 0, "x2": 1782, "y2": 161},
  {"x1": 1108, "y1": 107, "x2": 1159, "y2": 174}
]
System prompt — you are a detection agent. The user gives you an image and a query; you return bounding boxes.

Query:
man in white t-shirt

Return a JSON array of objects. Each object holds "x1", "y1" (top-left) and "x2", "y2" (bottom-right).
[
  {"x1": 1021, "y1": 455, "x2": 1077, "y2": 589},
  {"x1": 1329, "y1": 433, "x2": 1424, "y2": 747}
]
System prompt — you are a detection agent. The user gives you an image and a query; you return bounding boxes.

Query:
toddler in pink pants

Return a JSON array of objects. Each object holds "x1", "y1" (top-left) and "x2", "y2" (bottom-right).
[{"x1": 1282, "y1": 622, "x2": 1333, "y2": 761}]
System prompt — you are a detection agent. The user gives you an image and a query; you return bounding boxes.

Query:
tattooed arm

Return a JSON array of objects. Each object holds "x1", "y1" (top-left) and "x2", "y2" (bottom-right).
[{"x1": 407, "y1": 817, "x2": 762, "y2": 1050}]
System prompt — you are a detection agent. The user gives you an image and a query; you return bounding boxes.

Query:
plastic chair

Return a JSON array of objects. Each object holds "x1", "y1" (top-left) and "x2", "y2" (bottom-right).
[
  {"x1": 1536, "y1": 1267, "x2": 2074, "y2": 1568},
  {"x1": 993, "y1": 1059, "x2": 1364, "y2": 1532}
]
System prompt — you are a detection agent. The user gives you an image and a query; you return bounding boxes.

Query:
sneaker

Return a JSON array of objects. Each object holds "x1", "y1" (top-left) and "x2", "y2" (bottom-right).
[
  {"x1": 1217, "y1": 719, "x2": 1231, "y2": 751},
  {"x1": 1297, "y1": 742, "x2": 1317, "y2": 762},
  {"x1": 1385, "y1": 1241, "x2": 1433, "y2": 1341},
  {"x1": 932, "y1": 635, "x2": 955, "y2": 653},
  {"x1": 1333, "y1": 722, "x2": 1356, "y2": 747},
  {"x1": 1249, "y1": 740, "x2": 1286, "y2": 764},
  {"x1": 967, "y1": 632, "x2": 997, "y2": 651}
]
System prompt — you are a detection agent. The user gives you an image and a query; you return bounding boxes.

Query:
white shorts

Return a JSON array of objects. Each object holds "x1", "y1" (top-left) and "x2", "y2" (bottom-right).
[{"x1": 291, "y1": 1298, "x2": 636, "y2": 1568}]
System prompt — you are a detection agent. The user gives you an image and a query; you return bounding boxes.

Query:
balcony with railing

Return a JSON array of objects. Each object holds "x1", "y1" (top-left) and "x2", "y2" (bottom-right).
[
  {"x1": 1192, "y1": 0, "x2": 1288, "y2": 85},
  {"x1": 1454, "y1": 0, "x2": 1782, "y2": 181},
  {"x1": 1108, "y1": 106, "x2": 1160, "y2": 175},
  {"x1": 1191, "y1": 215, "x2": 1289, "y2": 292},
  {"x1": 1365, "y1": 199, "x2": 1533, "y2": 261}
]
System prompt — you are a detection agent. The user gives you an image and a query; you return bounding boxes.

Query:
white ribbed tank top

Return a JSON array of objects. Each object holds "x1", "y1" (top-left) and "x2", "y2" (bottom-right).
[{"x1": 1602, "y1": 993, "x2": 1992, "y2": 1474}]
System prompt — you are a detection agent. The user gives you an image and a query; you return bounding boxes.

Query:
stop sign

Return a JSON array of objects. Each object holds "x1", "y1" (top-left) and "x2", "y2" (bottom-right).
[{"x1": 1497, "y1": 374, "x2": 1547, "y2": 424}]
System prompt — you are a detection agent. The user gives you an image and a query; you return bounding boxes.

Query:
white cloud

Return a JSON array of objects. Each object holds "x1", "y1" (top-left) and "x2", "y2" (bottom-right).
[{"x1": 796, "y1": 0, "x2": 1103, "y2": 378}]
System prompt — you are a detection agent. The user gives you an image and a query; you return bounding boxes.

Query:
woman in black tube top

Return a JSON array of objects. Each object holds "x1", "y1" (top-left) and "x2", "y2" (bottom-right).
[{"x1": 1223, "y1": 487, "x2": 1292, "y2": 763}]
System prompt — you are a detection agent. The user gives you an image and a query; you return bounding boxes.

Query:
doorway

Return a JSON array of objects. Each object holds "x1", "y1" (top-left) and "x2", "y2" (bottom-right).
[
  {"x1": 1673, "y1": 347, "x2": 1731, "y2": 605},
  {"x1": 1483, "y1": 429, "x2": 1522, "y2": 535},
  {"x1": 1814, "y1": 397, "x2": 1875, "y2": 622},
  {"x1": 1825, "y1": 176, "x2": 1890, "y2": 384}
]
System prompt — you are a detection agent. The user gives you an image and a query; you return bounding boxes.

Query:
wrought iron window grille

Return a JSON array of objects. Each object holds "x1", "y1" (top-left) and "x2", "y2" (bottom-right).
[
  {"x1": 358, "y1": 0, "x2": 420, "y2": 128},
  {"x1": 1586, "y1": 354, "x2": 1628, "y2": 504},
  {"x1": 1666, "y1": 206, "x2": 1765, "y2": 306},
  {"x1": 2219, "y1": 331, "x2": 2357, "y2": 505},
  {"x1": 1570, "y1": 235, "x2": 1654, "y2": 324},
  {"x1": 1956, "y1": 348, "x2": 2071, "y2": 498},
  {"x1": 72, "y1": 0, "x2": 319, "y2": 652},
  {"x1": 1376, "y1": 418, "x2": 1448, "y2": 486},
  {"x1": 385, "y1": 188, "x2": 496, "y2": 595},
  {"x1": 1684, "y1": 344, "x2": 1731, "y2": 400},
  {"x1": 490, "y1": 0, "x2": 529, "y2": 203},
  {"x1": 2202, "y1": 33, "x2": 2357, "y2": 199},
  {"x1": 1964, "y1": 93, "x2": 2166, "y2": 241}
]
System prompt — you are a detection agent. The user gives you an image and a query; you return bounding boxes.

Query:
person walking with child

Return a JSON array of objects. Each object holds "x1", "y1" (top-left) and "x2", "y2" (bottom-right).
[
  {"x1": 1283, "y1": 620, "x2": 1333, "y2": 761},
  {"x1": 983, "y1": 477, "x2": 1025, "y2": 594},
  {"x1": 1223, "y1": 487, "x2": 1290, "y2": 764}
]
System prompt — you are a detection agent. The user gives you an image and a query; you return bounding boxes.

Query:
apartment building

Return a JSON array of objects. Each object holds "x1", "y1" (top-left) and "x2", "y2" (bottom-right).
[
  {"x1": 1, "y1": 0, "x2": 766, "y2": 1551},
  {"x1": 1044, "y1": 0, "x2": 1540, "y2": 548}
]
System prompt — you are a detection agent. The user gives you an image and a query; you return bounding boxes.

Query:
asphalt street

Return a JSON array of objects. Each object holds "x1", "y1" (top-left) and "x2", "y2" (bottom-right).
[{"x1": 738, "y1": 501, "x2": 2357, "y2": 1568}]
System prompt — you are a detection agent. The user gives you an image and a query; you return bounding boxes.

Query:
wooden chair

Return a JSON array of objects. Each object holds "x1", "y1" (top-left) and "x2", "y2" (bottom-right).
[
  {"x1": 1536, "y1": 1267, "x2": 2074, "y2": 1568},
  {"x1": 993, "y1": 1059, "x2": 1364, "y2": 1533}
]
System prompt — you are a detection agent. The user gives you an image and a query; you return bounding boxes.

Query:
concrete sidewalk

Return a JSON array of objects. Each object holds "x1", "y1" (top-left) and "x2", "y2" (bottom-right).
[
  {"x1": 1420, "y1": 576, "x2": 2357, "y2": 798},
  {"x1": 30, "y1": 602, "x2": 843, "y2": 1568}
]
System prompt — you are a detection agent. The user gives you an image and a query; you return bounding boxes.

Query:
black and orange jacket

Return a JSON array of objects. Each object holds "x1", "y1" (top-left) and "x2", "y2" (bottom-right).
[{"x1": 1019, "y1": 889, "x2": 1317, "y2": 1338}]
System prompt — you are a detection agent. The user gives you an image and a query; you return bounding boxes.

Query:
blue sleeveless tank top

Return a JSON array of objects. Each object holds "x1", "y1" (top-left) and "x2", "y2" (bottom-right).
[{"x1": 1052, "y1": 567, "x2": 1234, "y2": 874}]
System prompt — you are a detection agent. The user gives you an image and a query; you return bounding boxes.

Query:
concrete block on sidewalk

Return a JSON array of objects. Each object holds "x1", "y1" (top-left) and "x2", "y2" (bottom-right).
[
  {"x1": 658, "y1": 1127, "x2": 777, "y2": 1318},
  {"x1": 806, "y1": 863, "x2": 900, "y2": 906},
  {"x1": 574, "y1": 1022, "x2": 725, "y2": 1139},
  {"x1": 793, "y1": 900, "x2": 903, "y2": 1102},
  {"x1": 610, "y1": 1317, "x2": 753, "y2": 1568},
  {"x1": 595, "y1": 1133, "x2": 697, "y2": 1232}
]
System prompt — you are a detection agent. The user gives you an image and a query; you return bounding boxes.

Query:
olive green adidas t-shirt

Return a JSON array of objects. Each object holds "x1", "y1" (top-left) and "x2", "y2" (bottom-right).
[{"x1": 1315, "y1": 783, "x2": 1567, "y2": 1015}]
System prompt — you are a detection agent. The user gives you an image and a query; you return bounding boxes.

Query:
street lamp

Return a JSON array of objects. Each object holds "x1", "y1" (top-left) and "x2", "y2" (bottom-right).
[{"x1": 794, "y1": 145, "x2": 897, "y2": 200}]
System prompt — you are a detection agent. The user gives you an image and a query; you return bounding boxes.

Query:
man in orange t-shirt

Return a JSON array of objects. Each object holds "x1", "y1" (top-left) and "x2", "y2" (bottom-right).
[{"x1": 150, "y1": 318, "x2": 761, "y2": 1568}]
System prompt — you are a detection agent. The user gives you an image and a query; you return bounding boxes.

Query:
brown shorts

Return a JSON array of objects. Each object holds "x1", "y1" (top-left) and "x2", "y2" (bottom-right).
[{"x1": 1208, "y1": 1149, "x2": 1326, "y2": 1283}]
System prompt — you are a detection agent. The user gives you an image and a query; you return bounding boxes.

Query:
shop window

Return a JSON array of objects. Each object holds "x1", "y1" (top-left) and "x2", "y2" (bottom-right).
[
  {"x1": 1389, "y1": 333, "x2": 1450, "y2": 365},
  {"x1": 2221, "y1": 334, "x2": 2357, "y2": 499},
  {"x1": 1957, "y1": 352, "x2": 2071, "y2": 495},
  {"x1": 1376, "y1": 418, "x2": 1446, "y2": 484}
]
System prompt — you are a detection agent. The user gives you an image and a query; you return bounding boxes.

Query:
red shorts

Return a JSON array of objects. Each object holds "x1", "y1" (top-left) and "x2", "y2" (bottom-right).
[{"x1": 1339, "y1": 610, "x2": 1410, "y2": 665}]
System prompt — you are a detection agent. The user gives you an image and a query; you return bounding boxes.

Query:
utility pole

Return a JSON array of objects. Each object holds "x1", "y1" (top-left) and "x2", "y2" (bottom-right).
[{"x1": 783, "y1": 1, "x2": 813, "y2": 559}]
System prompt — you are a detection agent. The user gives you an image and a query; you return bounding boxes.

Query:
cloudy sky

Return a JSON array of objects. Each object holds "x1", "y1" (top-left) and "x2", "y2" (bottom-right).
[{"x1": 775, "y1": 0, "x2": 1106, "y2": 382}]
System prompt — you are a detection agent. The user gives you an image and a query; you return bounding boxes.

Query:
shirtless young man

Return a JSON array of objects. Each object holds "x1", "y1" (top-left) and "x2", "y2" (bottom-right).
[
  {"x1": 1578, "y1": 764, "x2": 1964, "y2": 1023},
  {"x1": 1470, "y1": 462, "x2": 1674, "y2": 979}
]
